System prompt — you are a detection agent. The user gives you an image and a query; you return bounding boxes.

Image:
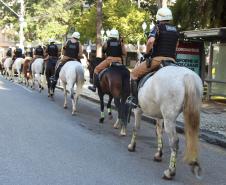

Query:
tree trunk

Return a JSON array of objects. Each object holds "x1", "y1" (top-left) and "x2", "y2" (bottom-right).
[
  {"x1": 157, "y1": 0, "x2": 168, "y2": 8},
  {"x1": 96, "y1": 0, "x2": 103, "y2": 58}
]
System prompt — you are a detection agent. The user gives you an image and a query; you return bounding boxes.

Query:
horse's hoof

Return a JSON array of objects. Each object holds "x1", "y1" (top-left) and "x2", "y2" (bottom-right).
[
  {"x1": 72, "y1": 111, "x2": 76, "y2": 116},
  {"x1": 64, "y1": 105, "x2": 67, "y2": 109},
  {"x1": 128, "y1": 142, "x2": 136, "y2": 152},
  {"x1": 162, "y1": 169, "x2": 175, "y2": 180},
  {"x1": 153, "y1": 151, "x2": 163, "y2": 162},
  {"x1": 113, "y1": 122, "x2": 120, "y2": 129},
  {"x1": 48, "y1": 94, "x2": 50, "y2": 97},
  {"x1": 191, "y1": 161, "x2": 202, "y2": 180},
  {"x1": 99, "y1": 118, "x2": 104, "y2": 123},
  {"x1": 120, "y1": 128, "x2": 126, "y2": 136}
]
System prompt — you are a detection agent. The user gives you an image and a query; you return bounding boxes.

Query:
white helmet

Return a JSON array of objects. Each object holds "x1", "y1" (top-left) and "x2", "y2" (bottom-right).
[
  {"x1": 156, "y1": 7, "x2": 173, "y2": 21},
  {"x1": 109, "y1": 29, "x2": 119, "y2": 39},
  {"x1": 71, "y1": 32, "x2": 80, "y2": 39},
  {"x1": 48, "y1": 38, "x2": 55, "y2": 43}
]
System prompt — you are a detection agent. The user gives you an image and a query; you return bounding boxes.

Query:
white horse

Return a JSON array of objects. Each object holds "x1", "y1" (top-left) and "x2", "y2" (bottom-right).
[
  {"x1": 128, "y1": 66, "x2": 203, "y2": 180},
  {"x1": 12, "y1": 57, "x2": 24, "y2": 83},
  {"x1": 31, "y1": 58, "x2": 44, "y2": 92},
  {"x1": 3, "y1": 57, "x2": 13, "y2": 80},
  {"x1": 54, "y1": 61, "x2": 85, "y2": 115}
]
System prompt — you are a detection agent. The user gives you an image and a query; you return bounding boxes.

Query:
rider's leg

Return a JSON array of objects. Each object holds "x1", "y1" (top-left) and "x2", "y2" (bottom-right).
[
  {"x1": 88, "y1": 73, "x2": 99, "y2": 92},
  {"x1": 129, "y1": 79, "x2": 138, "y2": 108},
  {"x1": 88, "y1": 58, "x2": 109, "y2": 92}
]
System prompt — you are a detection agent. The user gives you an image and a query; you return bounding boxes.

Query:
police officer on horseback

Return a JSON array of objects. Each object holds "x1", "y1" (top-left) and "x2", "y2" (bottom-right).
[
  {"x1": 127, "y1": 7, "x2": 179, "y2": 108},
  {"x1": 88, "y1": 29, "x2": 127, "y2": 92},
  {"x1": 51, "y1": 31, "x2": 83, "y2": 85},
  {"x1": 29, "y1": 45, "x2": 44, "y2": 72},
  {"x1": 46, "y1": 38, "x2": 59, "y2": 60}
]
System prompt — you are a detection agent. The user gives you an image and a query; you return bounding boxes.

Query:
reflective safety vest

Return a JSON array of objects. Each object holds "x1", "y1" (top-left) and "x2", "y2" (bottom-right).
[
  {"x1": 105, "y1": 39, "x2": 122, "y2": 57},
  {"x1": 64, "y1": 40, "x2": 79, "y2": 59},
  {"x1": 152, "y1": 23, "x2": 179, "y2": 59}
]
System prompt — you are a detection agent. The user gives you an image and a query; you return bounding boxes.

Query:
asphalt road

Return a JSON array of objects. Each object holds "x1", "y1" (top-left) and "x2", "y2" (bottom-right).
[{"x1": 1, "y1": 76, "x2": 226, "y2": 185}]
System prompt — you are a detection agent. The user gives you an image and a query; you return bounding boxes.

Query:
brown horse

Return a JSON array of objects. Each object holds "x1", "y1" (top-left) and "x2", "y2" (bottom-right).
[
  {"x1": 88, "y1": 57, "x2": 130, "y2": 136},
  {"x1": 22, "y1": 57, "x2": 32, "y2": 86}
]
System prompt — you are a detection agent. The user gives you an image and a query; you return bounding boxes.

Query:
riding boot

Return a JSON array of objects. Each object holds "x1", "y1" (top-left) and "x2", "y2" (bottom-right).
[
  {"x1": 53, "y1": 63, "x2": 63, "y2": 82},
  {"x1": 126, "y1": 79, "x2": 138, "y2": 108},
  {"x1": 88, "y1": 73, "x2": 99, "y2": 92}
]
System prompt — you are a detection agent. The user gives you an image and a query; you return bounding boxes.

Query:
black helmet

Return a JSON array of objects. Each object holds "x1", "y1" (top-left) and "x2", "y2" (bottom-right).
[
  {"x1": 14, "y1": 48, "x2": 23, "y2": 58},
  {"x1": 6, "y1": 48, "x2": 12, "y2": 57}
]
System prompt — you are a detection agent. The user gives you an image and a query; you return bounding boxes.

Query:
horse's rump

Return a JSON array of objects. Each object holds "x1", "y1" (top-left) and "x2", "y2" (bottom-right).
[{"x1": 101, "y1": 65, "x2": 130, "y2": 97}]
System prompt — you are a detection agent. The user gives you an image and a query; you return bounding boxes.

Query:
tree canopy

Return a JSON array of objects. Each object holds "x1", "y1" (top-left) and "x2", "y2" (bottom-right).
[{"x1": 0, "y1": 0, "x2": 226, "y2": 46}]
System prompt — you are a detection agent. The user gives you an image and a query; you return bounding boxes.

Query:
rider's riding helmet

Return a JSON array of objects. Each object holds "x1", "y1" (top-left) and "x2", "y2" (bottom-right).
[
  {"x1": 109, "y1": 29, "x2": 119, "y2": 39},
  {"x1": 71, "y1": 32, "x2": 80, "y2": 40},
  {"x1": 14, "y1": 48, "x2": 23, "y2": 58},
  {"x1": 48, "y1": 38, "x2": 55, "y2": 43},
  {"x1": 156, "y1": 7, "x2": 173, "y2": 21}
]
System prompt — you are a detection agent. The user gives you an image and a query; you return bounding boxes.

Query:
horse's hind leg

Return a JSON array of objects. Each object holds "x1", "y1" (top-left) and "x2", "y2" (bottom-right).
[
  {"x1": 98, "y1": 90, "x2": 105, "y2": 123},
  {"x1": 162, "y1": 120, "x2": 178, "y2": 180},
  {"x1": 154, "y1": 119, "x2": 164, "y2": 162},
  {"x1": 128, "y1": 107, "x2": 142, "y2": 151},
  {"x1": 113, "y1": 98, "x2": 121, "y2": 129},
  {"x1": 107, "y1": 95, "x2": 113, "y2": 120},
  {"x1": 71, "y1": 83, "x2": 82, "y2": 115},
  {"x1": 63, "y1": 83, "x2": 67, "y2": 109}
]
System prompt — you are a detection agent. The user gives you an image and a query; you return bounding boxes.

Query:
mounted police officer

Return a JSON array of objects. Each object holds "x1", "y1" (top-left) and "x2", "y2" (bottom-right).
[
  {"x1": 46, "y1": 38, "x2": 59, "y2": 60},
  {"x1": 51, "y1": 31, "x2": 83, "y2": 84},
  {"x1": 29, "y1": 45, "x2": 44, "y2": 72},
  {"x1": 88, "y1": 29, "x2": 127, "y2": 92},
  {"x1": 128, "y1": 7, "x2": 179, "y2": 108}
]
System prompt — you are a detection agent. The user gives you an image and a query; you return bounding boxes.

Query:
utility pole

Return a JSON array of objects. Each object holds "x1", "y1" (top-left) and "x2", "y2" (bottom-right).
[
  {"x1": 0, "y1": 0, "x2": 25, "y2": 51},
  {"x1": 96, "y1": 0, "x2": 103, "y2": 58},
  {"x1": 19, "y1": 0, "x2": 25, "y2": 51}
]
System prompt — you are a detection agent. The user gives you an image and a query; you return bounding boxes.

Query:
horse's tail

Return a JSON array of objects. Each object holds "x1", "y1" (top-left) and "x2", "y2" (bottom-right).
[{"x1": 183, "y1": 74, "x2": 201, "y2": 164}]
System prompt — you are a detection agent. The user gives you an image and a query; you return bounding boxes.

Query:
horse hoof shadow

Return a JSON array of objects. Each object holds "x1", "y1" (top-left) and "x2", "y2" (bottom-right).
[
  {"x1": 99, "y1": 118, "x2": 104, "y2": 123},
  {"x1": 108, "y1": 114, "x2": 113, "y2": 120}
]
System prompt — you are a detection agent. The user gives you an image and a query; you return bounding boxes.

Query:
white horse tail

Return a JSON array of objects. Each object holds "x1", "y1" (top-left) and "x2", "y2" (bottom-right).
[{"x1": 183, "y1": 74, "x2": 201, "y2": 164}]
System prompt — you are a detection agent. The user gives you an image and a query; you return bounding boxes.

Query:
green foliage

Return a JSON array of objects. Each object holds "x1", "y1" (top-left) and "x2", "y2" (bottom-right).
[
  {"x1": 77, "y1": 0, "x2": 149, "y2": 44},
  {"x1": 172, "y1": 0, "x2": 226, "y2": 30}
]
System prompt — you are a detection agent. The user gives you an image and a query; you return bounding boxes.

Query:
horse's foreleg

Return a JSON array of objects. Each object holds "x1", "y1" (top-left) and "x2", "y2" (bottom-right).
[
  {"x1": 63, "y1": 83, "x2": 67, "y2": 109},
  {"x1": 128, "y1": 107, "x2": 142, "y2": 152},
  {"x1": 107, "y1": 95, "x2": 113, "y2": 120},
  {"x1": 154, "y1": 119, "x2": 164, "y2": 162},
  {"x1": 162, "y1": 120, "x2": 178, "y2": 180},
  {"x1": 71, "y1": 82, "x2": 82, "y2": 115}
]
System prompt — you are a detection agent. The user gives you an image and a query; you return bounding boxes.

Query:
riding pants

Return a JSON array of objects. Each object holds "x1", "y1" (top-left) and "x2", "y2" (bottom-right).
[
  {"x1": 131, "y1": 56, "x2": 175, "y2": 80},
  {"x1": 94, "y1": 56, "x2": 122, "y2": 74}
]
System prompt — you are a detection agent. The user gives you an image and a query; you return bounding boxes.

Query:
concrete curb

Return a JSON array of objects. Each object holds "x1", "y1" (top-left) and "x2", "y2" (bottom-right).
[{"x1": 56, "y1": 86, "x2": 226, "y2": 149}]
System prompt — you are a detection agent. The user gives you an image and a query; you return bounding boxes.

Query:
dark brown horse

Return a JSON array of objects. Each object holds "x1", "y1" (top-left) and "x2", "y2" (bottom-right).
[{"x1": 88, "y1": 57, "x2": 130, "y2": 136}]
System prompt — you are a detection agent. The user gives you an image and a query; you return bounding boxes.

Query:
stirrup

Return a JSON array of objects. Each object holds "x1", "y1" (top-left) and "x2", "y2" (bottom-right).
[
  {"x1": 88, "y1": 86, "x2": 96, "y2": 92},
  {"x1": 126, "y1": 96, "x2": 138, "y2": 108}
]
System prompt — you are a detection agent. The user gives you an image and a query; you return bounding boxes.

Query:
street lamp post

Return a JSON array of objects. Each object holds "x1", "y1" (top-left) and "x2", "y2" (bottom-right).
[{"x1": 0, "y1": 0, "x2": 25, "y2": 51}]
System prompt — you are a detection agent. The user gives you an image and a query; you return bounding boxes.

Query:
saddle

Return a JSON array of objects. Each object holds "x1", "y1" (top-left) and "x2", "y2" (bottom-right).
[
  {"x1": 98, "y1": 62, "x2": 126, "y2": 80},
  {"x1": 138, "y1": 60, "x2": 178, "y2": 90}
]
